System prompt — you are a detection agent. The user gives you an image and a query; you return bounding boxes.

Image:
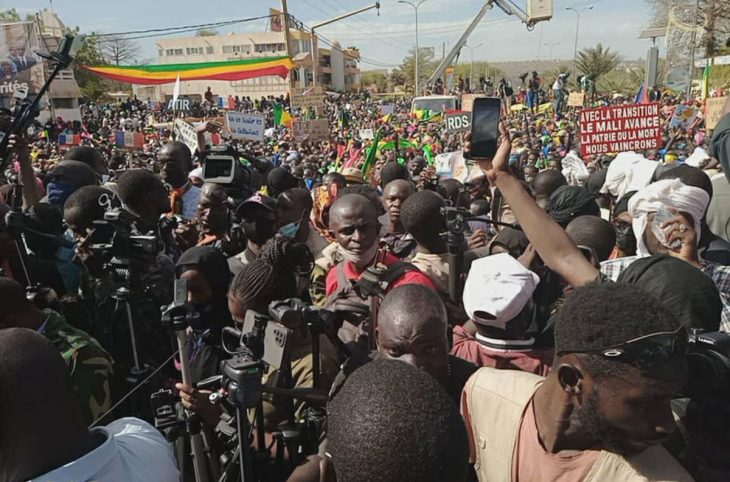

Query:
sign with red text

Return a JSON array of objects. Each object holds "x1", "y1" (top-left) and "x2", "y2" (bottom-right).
[{"x1": 579, "y1": 103, "x2": 661, "y2": 157}]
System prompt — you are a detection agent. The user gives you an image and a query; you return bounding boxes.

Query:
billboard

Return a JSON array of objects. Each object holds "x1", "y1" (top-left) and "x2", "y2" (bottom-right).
[{"x1": 0, "y1": 21, "x2": 44, "y2": 109}]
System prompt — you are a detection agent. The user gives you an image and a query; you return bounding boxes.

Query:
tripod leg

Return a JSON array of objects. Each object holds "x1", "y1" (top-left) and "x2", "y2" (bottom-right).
[{"x1": 123, "y1": 300, "x2": 142, "y2": 372}]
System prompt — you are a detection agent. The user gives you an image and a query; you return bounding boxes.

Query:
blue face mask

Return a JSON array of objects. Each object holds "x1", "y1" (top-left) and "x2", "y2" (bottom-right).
[
  {"x1": 305, "y1": 178, "x2": 315, "y2": 190},
  {"x1": 279, "y1": 221, "x2": 301, "y2": 239},
  {"x1": 46, "y1": 182, "x2": 75, "y2": 207}
]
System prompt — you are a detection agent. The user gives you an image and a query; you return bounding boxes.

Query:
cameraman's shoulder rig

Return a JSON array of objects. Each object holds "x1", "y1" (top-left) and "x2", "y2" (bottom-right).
[{"x1": 325, "y1": 258, "x2": 419, "y2": 350}]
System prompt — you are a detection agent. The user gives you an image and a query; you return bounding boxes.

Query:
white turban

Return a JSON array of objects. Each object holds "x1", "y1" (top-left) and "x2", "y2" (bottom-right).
[
  {"x1": 561, "y1": 151, "x2": 589, "y2": 187},
  {"x1": 628, "y1": 179, "x2": 710, "y2": 257},
  {"x1": 600, "y1": 151, "x2": 658, "y2": 199}
]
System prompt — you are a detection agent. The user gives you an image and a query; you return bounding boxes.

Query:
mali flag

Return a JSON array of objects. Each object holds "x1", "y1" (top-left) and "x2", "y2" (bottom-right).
[{"x1": 274, "y1": 104, "x2": 293, "y2": 127}]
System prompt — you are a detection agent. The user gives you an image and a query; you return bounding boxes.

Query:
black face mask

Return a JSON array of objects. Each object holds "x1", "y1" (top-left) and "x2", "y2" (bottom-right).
[
  {"x1": 614, "y1": 222, "x2": 637, "y2": 255},
  {"x1": 243, "y1": 219, "x2": 276, "y2": 246},
  {"x1": 191, "y1": 302, "x2": 214, "y2": 330}
]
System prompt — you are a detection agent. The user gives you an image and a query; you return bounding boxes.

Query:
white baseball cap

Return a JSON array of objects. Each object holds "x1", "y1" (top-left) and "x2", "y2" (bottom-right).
[{"x1": 462, "y1": 253, "x2": 540, "y2": 329}]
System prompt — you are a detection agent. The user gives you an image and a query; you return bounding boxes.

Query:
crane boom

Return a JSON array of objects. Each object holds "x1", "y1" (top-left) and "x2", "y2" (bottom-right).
[{"x1": 426, "y1": 0, "x2": 546, "y2": 90}]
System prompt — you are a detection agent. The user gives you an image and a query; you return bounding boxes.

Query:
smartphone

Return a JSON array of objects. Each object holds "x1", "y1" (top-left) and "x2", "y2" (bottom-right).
[
  {"x1": 652, "y1": 206, "x2": 681, "y2": 249},
  {"x1": 467, "y1": 97, "x2": 502, "y2": 159}
]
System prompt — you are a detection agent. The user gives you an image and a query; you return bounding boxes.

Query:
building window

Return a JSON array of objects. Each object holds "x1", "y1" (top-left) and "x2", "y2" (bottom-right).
[
  {"x1": 166, "y1": 49, "x2": 175, "y2": 56},
  {"x1": 168, "y1": 48, "x2": 183, "y2": 56},
  {"x1": 158, "y1": 49, "x2": 164, "y2": 57},
  {"x1": 186, "y1": 47, "x2": 203, "y2": 55},
  {"x1": 52, "y1": 98, "x2": 74, "y2": 109},
  {"x1": 206, "y1": 46, "x2": 214, "y2": 54},
  {"x1": 223, "y1": 45, "x2": 233, "y2": 54}
]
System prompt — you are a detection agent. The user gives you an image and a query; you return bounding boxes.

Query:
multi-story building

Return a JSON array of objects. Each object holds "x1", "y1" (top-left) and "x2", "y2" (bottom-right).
[{"x1": 134, "y1": 30, "x2": 361, "y2": 102}]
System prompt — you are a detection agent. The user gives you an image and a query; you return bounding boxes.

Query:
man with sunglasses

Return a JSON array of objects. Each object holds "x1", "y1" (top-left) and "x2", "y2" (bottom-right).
[{"x1": 462, "y1": 282, "x2": 693, "y2": 482}]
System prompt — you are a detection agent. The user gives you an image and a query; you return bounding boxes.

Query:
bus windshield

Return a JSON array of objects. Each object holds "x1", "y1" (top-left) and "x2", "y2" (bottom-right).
[{"x1": 411, "y1": 97, "x2": 458, "y2": 113}]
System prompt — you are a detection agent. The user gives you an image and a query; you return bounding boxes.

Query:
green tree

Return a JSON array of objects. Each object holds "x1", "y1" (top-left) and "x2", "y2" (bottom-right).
[
  {"x1": 391, "y1": 47, "x2": 439, "y2": 94},
  {"x1": 361, "y1": 70, "x2": 388, "y2": 92},
  {"x1": 0, "y1": 8, "x2": 35, "y2": 22},
  {"x1": 196, "y1": 28, "x2": 219, "y2": 37},
  {"x1": 575, "y1": 43, "x2": 622, "y2": 83},
  {"x1": 70, "y1": 32, "x2": 114, "y2": 101}
]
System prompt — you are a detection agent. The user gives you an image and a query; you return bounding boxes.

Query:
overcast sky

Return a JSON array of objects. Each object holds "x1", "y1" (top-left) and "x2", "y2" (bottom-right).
[{"x1": 8, "y1": 0, "x2": 664, "y2": 68}]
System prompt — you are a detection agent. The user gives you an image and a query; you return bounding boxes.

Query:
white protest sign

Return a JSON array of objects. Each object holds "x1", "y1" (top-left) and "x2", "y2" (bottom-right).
[
  {"x1": 567, "y1": 92, "x2": 585, "y2": 107},
  {"x1": 174, "y1": 119, "x2": 198, "y2": 155},
  {"x1": 291, "y1": 86, "x2": 324, "y2": 110},
  {"x1": 380, "y1": 104, "x2": 395, "y2": 115},
  {"x1": 225, "y1": 112, "x2": 265, "y2": 141},
  {"x1": 705, "y1": 97, "x2": 727, "y2": 130},
  {"x1": 359, "y1": 128, "x2": 374, "y2": 140},
  {"x1": 292, "y1": 119, "x2": 330, "y2": 142}
]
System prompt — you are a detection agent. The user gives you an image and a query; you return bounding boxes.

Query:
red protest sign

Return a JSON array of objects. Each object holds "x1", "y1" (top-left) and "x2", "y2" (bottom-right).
[{"x1": 579, "y1": 103, "x2": 662, "y2": 157}]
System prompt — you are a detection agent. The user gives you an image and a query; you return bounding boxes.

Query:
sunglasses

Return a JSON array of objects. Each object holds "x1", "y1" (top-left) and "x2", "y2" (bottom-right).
[{"x1": 557, "y1": 326, "x2": 689, "y2": 370}]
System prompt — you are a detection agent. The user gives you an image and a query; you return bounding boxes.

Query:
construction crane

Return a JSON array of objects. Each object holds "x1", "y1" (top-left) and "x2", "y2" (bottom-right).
[{"x1": 425, "y1": 0, "x2": 553, "y2": 91}]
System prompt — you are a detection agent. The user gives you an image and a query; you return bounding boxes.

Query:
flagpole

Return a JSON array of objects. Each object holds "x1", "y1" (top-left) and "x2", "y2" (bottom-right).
[{"x1": 281, "y1": 0, "x2": 295, "y2": 103}]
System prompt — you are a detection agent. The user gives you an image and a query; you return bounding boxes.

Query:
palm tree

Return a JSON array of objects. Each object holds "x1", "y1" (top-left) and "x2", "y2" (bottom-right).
[{"x1": 575, "y1": 44, "x2": 622, "y2": 82}]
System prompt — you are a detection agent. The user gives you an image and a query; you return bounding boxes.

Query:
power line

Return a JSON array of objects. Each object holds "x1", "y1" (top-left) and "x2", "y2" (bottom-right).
[{"x1": 89, "y1": 14, "x2": 274, "y2": 39}]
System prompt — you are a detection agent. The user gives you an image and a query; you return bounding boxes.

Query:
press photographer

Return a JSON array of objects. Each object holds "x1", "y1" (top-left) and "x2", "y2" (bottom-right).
[{"x1": 69, "y1": 170, "x2": 175, "y2": 407}]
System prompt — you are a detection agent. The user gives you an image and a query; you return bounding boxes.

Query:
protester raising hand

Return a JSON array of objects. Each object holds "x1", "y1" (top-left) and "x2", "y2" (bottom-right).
[
  {"x1": 660, "y1": 212, "x2": 701, "y2": 269},
  {"x1": 466, "y1": 123, "x2": 599, "y2": 288}
]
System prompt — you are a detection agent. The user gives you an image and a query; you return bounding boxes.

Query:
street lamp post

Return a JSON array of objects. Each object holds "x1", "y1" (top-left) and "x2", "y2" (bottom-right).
[
  {"x1": 399, "y1": 0, "x2": 426, "y2": 95},
  {"x1": 465, "y1": 43, "x2": 483, "y2": 92},
  {"x1": 310, "y1": 2, "x2": 381, "y2": 87},
  {"x1": 543, "y1": 41, "x2": 559, "y2": 60},
  {"x1": 566, "y1": 5, "x2": 593, "y2": 77}
]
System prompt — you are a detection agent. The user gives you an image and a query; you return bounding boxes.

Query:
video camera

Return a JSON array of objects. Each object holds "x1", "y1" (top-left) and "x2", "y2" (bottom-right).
[
  {"x1": 687, "y1": 329, "x2": 730, "y2": 404},
  {"x1": 201, "y1": 144, "x2": 258, "y2": 205},
  {"x1": 88, "y1": 208, "x2": 163, "y2": 279}
]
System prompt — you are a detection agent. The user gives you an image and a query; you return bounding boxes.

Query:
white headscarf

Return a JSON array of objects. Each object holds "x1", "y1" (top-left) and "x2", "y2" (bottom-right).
[
  {"x1": 601, "y1": 151, "x2": 658, "y2": 199},
  {"x1": 561, "y1": 151, "x2": 589, "y2": 186},
  {"x1": 628, "y1": 179, "x2": 710, "y2": 257}
]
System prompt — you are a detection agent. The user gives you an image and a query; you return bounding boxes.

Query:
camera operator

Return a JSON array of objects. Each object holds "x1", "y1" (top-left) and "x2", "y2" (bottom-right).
[
  {"x1": 173, "y1": 182, "x2": 245, "y2": 258},
  {"x1": 324, "y1": 193, "x2": 435, "y2": 356},
  {"x1": 175, "y1": 246, "x2": 233, "y2": 382},
  {"x1": 0, "y1": 277, "x2": 113, "y2": 427},
  {"x1": 0, "y1": 328, "x2": 178, "y2": 482},
  {"x1": 73, "y1": 170, "x2": 175, "y2": 372}
]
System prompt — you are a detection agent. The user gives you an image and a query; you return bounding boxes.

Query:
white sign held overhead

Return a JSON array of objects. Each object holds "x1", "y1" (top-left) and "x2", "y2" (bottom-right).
[
  {"x1": 359, "y1": 128, "x2": 374, "y2": 140},
  {"x1": 225, "y1": 112, "x2": 265, "y2": 141},
  {"x1": 174, "y1": 119, "x2": 199, "y2": 155}
]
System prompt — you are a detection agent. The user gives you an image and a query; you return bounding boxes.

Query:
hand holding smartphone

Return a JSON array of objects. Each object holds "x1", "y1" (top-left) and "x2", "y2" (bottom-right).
[{"x1": 465, "y1": 97, "x2": 502, "y2": 160}]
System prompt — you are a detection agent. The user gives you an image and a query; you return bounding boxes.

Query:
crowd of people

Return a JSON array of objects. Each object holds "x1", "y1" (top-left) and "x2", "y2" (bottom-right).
[{"x1": 1, "y1": 73, "x2": 729, "y2": 482}]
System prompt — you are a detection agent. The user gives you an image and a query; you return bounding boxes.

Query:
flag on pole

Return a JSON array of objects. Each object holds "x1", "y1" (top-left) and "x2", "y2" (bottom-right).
[
  {"x1": 172, "y1": 73, "x2": 181, "y2": 108},
  {"x1": 361, "y1": 127, "x2": 384, "y2": 180},
  {"x1": 274, "y1": 103, "x2": 293, "y2": 127},
  {"x1": 701, "y1": 61, "x2": 711, "y2": 100},
  {"x1": 635, "y1": 83, "x2": 649, "y2": 104}
]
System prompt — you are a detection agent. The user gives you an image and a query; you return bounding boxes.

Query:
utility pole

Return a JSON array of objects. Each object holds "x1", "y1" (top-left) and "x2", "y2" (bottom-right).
[
  {"x1": 310, "y1": 2, "x2": 380, "y2": 87},
  {"x1": 281, "y1": 0, "x2": 295, "y2": 97},
  {"x1": 465, "y1": 43, "x2": 482, "y2": 92},
  {"x1": 687, "y1": 0, "x2": 701, "y2": 98},
  {"x1": 399, "y1": 0, "x2": 426, "y2": 95},
  {"x1": 566, "y1": 5, "x2": 593, "y2": 77}
]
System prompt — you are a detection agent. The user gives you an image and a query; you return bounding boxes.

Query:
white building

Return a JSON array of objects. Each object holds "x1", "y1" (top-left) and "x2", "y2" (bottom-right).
[{"x1": 133, "y1": 30, "x2": 361, "y2": 102}]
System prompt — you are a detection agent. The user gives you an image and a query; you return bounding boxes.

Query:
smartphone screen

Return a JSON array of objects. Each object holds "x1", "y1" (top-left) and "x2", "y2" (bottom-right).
[{"x1": 468, "y1": 97, "x2": 502, "y2": 159}]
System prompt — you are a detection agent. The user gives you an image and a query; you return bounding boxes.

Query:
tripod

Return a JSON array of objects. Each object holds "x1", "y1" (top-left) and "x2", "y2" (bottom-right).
[{"x1": 159, "y1": 279, "x2": 220, "y2": 482}]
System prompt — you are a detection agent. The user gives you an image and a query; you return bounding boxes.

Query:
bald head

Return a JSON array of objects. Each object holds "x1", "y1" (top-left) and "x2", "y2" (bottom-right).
[
  {"x1": 329, "y1": 193, "x2": 378, "y2": 227},
  {"x1": 377, "y1": 285, "x2": 449, "y2": 384},
  {"x1": 379, "y1": 284, "x2": 447, "y2": 331},
  {"x1": 200, "y1": 182, "x2": 227, "y2": 202}
]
